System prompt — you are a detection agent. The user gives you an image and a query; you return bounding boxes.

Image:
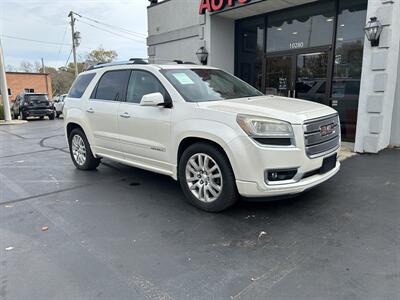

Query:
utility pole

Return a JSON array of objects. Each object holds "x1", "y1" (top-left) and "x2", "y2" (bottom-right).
[
  {"x1": 41, "y1": 58, "x2": 49, "y2": 96},
  {"x1": 41, "y1": 57, "x2": 46, "y2": 73},
  {"x1": 68, "y1": 11, "x2": 78, "y2": 77},
  {"x1": 0, "y1": 38, "x2": 12, "y2": 121}
]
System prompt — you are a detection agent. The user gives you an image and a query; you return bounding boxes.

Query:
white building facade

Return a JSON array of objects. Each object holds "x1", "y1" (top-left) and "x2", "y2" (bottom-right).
[{"x1": 147, "y1": 0, "x2": 400, "y2": 153}]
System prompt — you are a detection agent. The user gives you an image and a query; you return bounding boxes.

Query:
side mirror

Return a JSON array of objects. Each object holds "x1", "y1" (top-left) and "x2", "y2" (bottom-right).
[{"x1": 140, "y1": 92, "x2": 165, "y2": 107}]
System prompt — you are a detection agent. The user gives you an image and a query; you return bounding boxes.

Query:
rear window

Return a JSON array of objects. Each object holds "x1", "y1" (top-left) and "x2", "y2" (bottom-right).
[
  {"x1": 25, "y1": 95, "x2": 48, "y2": 102},
  {"x1": 68, "y1": 73, "x2": 96, "y2": 98}
]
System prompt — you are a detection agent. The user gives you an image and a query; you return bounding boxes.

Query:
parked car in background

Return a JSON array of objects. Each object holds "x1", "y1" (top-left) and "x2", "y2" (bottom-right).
[
  {"x1": 54, "y1": 94, "x2": 67, "y2": 118},
  {"x1": 12, "y1": 93, "x2": 55, "y2": 120},
  {"x1": 64, "y1": 61, "x2": 341, "y2": 212}
]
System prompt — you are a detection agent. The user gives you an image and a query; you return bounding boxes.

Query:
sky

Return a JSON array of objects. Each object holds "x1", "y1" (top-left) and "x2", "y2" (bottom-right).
[{"x1": 0, "y1": 0, "x2": 149, "y2": 70}]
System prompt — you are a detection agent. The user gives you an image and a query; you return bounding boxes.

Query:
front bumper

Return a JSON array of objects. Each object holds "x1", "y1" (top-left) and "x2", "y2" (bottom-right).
[
  {"x1": 23, "y1": 109, "x2": 54, "y2": 117},
  {"x1": 236, "y1": 161, "x2": 340, "y2": 197},
  {"x1": 226, "y1": 125, "x2": 340, "y2": 198}
]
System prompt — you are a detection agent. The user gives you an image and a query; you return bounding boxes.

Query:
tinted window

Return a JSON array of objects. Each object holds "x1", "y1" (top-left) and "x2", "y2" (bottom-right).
[
  {"x1": 68, "y1": 73, "x2": 96, "y2": 98},
  {"x1": 127, "y1": 71, "x2": 168, "y2": 103},
  {"x1": 94, "y1": 70, "x2": 130, "y2": 101},
  {"x1": 162, "y1": 69, "x2": 263, "y2": 102},
  {"x1": 25, "y1": 95, "x2": 48, "y2": 102}
]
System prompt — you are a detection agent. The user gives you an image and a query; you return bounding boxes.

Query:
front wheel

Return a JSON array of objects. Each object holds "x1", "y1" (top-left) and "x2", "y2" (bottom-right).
[
  {"x1": 68, "y1": 128, "x2": 100, "y2": 170},
  {"x1": 178, "y1": 142, "x2": 239, "y2": 212}
]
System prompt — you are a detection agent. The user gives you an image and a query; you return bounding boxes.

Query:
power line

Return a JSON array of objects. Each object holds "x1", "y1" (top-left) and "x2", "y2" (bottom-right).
[
  {"x1": 1, "y1": 34, "x2": 70, "y2": 46},
  {"x1": 56, "y1": 24, "x2": 69, "y2": 63},
  {"x1": 64, "y1": 48, "x2": 73, "y2": 68},
  {"x1": 76, "y1": 19, "x2": 146, "y2": 44},
  {"x1": 74, "y1": 12, "x2": 146, "y2": 39}
]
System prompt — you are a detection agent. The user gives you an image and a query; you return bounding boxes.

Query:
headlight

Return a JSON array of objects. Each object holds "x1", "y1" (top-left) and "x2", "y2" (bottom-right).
[{"x1": 236, "y1": 114, "x2": 294, "y2": 145}]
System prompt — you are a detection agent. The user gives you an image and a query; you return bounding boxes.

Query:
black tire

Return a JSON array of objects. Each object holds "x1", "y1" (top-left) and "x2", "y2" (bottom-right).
[
  {"x1": 48, "y1": 112, "x2": 55, "y2": 120},
  {"x1": 68, "y1": 128, "x2": 100, "y2": 170},
  {"x1": 178, "y1": 142, "x2": 239, "y2": 212}
]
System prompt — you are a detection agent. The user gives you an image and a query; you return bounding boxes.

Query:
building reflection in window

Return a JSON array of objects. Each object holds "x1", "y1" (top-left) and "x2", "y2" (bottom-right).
[
  {"x1": 266, "y1": 1, "x2": 335, "y2": 53},
  {"x1": 235, "y1": 17, "x2": 265, "y2": 92},
  {"x1": 332, "y1": 0, "x2": 367, "y2": 141}
]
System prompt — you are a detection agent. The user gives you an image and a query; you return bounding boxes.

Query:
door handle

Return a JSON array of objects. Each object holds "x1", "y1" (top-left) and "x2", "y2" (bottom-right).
[
  {"x1": 120, "y1": 112, "x2": 131, "y2": 118},
  {"x1": 86, "y1": 108, "x2": 94, "y2": 114}
]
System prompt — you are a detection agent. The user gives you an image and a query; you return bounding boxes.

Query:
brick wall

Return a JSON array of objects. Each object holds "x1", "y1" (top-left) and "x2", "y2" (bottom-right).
[{"x1": 0, "y1": 72, "x2": 52, "y2": 104}]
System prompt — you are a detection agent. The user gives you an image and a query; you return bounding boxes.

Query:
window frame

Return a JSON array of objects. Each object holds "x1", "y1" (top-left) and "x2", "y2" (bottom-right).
[
  {"x1": 90, "y1": 69, "x2": 131, "y2": 102},
  {"x1": 68, "y1": 73, "x2": 96, "y2": 99},
  {"x1": 124, "y1": 69, "x2": 172, "y2": 106}
]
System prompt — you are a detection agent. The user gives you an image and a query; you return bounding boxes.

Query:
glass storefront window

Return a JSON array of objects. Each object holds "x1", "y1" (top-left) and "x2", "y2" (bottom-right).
[
  {"x1": 296, "y1": 52, "x2": 329, "y2": 102},
  {"x1": 267, "y1": 2, "x2": 335, "y2": 53},
  {"x1": 332, "y1": 0, "x2": 367, "y2": 141},
  {"x1": 235, "y1": 17, "x2": 265, "y2": 91}
]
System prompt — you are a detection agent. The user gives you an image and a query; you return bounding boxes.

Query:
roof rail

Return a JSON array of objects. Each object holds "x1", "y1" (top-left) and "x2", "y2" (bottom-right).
[
  {"x1": 85, "y1": 58, "x2": 149, "y2": 71},
  {"x1": 85, "y1": 58, "x2": 197, "y2": 71}
]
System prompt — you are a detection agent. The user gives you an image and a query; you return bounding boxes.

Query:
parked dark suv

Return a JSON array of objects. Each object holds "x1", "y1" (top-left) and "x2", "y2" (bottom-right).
[{"x1": 12, "y1": 93, "x2": 55, "y2": 120}]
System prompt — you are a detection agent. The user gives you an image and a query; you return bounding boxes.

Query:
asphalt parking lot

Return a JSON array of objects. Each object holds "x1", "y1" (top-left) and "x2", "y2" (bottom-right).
[{"x1": 0, "y1": 119, "x2": 399, "y2": 300}]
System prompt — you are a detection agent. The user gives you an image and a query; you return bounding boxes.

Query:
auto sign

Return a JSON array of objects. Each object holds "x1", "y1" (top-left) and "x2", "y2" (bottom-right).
[{"x1": 199, "y1": 0, "x2": 252, "y2": 14}]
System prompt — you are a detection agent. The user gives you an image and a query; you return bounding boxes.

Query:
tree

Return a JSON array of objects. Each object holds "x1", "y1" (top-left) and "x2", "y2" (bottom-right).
[
  {"x1": 86, "y1": 47, "x2": 118, "y2": 64},
  {"x1": 34, "y1": 61, "x2": 42, "y2": 72},
  {"x1": 20, "y1": 61, "x2": 34, "y2": 72},
  {"x1": 5, "y1": 64, "x2": 16, "y2": 72},
  {"x1": 17, "y1": 47, "x2": 119, "y2": 96}
]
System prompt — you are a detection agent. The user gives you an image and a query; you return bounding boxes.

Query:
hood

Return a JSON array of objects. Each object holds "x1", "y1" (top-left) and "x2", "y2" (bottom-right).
[{"x1": 197, "y1": 95, "x2": 337, "y2": 124}]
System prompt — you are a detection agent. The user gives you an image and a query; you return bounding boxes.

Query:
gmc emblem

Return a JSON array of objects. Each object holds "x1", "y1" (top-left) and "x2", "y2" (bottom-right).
[{"x1": 320, "y1": 123, "x2": 335, "y2": 136}]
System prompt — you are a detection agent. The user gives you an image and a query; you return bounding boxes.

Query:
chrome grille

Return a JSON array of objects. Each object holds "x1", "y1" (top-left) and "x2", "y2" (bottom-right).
[{"x1": 303, "y1": 114, "x2": 340, "y2": 158}]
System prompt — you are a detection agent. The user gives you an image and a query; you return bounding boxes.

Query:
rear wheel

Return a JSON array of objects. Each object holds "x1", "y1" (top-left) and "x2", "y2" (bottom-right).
[
  {"x1": 178, "y1": 142, "x2": 239, "y2": 212},
  {"x1": 68, "y1": 128, "x2": 100, "y2": 170}
]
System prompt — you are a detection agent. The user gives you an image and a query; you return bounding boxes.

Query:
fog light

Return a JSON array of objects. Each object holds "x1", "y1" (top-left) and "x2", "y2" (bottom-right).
[
  {"x1": 270, "y1": 172, "x2": 278, "y2": 180},
  {"x1": 266, "y1": 169, "x2": 297, "y2": 182}
]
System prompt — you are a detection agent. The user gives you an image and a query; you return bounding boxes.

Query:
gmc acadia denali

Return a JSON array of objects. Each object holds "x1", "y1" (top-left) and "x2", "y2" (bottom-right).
[{"x1": 64, "y1": 60, "x2": 340, "y2": 212}]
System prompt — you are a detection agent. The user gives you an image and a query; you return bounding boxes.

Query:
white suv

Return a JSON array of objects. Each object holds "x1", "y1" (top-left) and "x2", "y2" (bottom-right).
[{"x1": 64, "y1": 60, "x2": 340, "y2": 212}]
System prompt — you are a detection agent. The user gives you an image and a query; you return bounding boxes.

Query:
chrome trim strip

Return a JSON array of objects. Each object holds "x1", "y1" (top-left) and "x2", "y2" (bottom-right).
[
  {"x1": 306, "y1": 137, "x2": 340, "y2": 158},
  {"x1": 304, "y1": 127, "x2": 339, "y2": 146},
  {"x1": 303, "y1": 114, "x2": 339, "y2": 133}
]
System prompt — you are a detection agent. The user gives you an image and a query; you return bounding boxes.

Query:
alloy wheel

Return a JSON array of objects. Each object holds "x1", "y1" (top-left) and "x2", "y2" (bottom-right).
[
  {"x1": 185, "y1": 153, "x2": 223, "y2": 203},
  {"x1": 71, "y1": 134, "x2": 87, "y2": 166}
]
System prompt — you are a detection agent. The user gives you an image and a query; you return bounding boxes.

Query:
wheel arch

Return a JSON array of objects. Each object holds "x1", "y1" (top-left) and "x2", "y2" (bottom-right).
[
  {"x1": 176, "y1": 136, "x2": 235, "y2": 179},
  {"x1": 65, "y1": 120, "x2": 96, "y2": 152},
  {"x1": 66, "y1": 122, "x2": 84, "y2": 138}
]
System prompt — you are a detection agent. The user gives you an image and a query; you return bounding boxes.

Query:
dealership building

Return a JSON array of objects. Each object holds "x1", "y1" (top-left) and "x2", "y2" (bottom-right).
[{"x1": 147, "y1": 0, "x2": 400, "y2": 153}]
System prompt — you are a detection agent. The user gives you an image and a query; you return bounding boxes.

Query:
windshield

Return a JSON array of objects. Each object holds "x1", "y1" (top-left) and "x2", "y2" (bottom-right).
[
  {"x1": 161, "y1": 69, "x2": 263, "y2": 102},
  {"x1": 25, "y1": 95, "x2": 48, "y2": 102}
]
